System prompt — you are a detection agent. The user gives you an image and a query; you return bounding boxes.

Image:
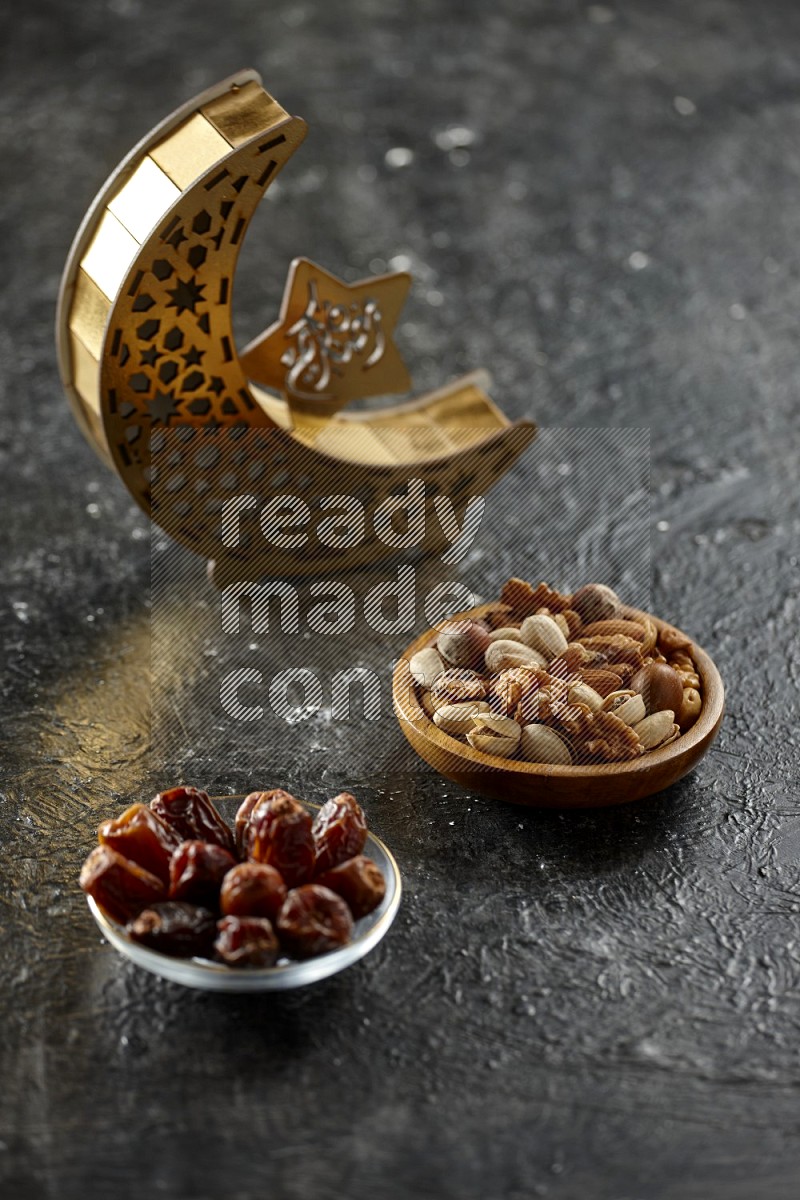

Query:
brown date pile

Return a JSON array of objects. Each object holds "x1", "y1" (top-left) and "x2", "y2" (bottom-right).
[
  {"x1": 79, "y1": 787, "x2": 386, "y2": 967},
  {"x1": 409, "y1": 578, "x2": 704, "y2": 766}
]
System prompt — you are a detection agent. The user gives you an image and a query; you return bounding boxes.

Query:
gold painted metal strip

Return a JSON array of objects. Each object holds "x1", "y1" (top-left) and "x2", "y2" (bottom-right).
[
  {"x1": 81, "y1": 401, "x2": 111, "y2": 462},
  {"x1": 202, "y1": 81, "x2": 289, "y2": 147},
  {"x1": 369, "y1": 415, "x2": 458, "y2": 461},
  {"x1": 430, "y1": 390, "x2": 508, "y2": 449},
  {"x1": 68, "y1": 269, "x2": 111, "y2": 360},
  {"x1": 293, "y1": 413, "x2": 398, "y2": 465},
  {"x1": 108, "y1": 156, "x2": 181, "y2": 243},
  {"x1": 80, "y1": 210, "x2": 139, "y2": 301},
  {"x1": 151, "y1": 112, "x2": 232, "y2": 190},
  {"x1": 70, "y1": 333, "x2": 101, "y2": 414},
  {"x1": 248, "y1": 383, "x2": 293, "y2": 430}
]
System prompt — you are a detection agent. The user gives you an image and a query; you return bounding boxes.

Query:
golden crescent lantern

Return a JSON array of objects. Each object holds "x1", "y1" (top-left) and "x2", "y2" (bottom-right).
[{"x1": 56, "y1": 69, "x2": 536, "y2": 584}]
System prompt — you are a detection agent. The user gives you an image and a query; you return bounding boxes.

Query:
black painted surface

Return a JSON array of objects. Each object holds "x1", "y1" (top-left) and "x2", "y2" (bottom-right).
[{"x1": 2, "y1": 2, "x2": 799, "y2": 1198}]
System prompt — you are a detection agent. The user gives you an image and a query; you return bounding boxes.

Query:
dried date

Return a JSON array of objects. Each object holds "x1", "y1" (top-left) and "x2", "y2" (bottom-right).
[
  {"x1": 127, "y1": 902, "x2": 216, "y2": 958},
  {"x1": 83, "y1": 784, "x2": 386, "y2": 970},
  {"x1": 80, "y1": 845, "x2": 165, "y2": 923},
  {"x1": 246, "y1": 792, "x2": 315, "y2": 888},
  {"x1": 276, "y1": 884, "x2": 354, "y2": 958},
  {"x1": 315, "y1": 855, "x2": 386, "y2": 919},
  {"x1": 214, "y1": 916, "x2": 280, "y2": 967},
  {"x1": 234, "y1": 792, "x2": 261, "y2": 857},
  {"x1": 97, "y1": 803, "x2": 179, "y2": 884},
  {"x1": 312, "y1": 792, "x2": 367, "y2": 876},
  {"x1": 220, "y1": 862, "x2": 287, "y2": 921},
  {"x1": 150, "y1": 786, "x2": 235, "y2": 854},
  {"x1": 235, "y1": 788, "x2": 297, "y2": 858},
  {"x1": 168, "y1": 840, "x2": 236, "y2": 908}
]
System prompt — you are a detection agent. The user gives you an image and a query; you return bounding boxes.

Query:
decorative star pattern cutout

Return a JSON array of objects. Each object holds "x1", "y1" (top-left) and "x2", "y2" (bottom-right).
[
  {"x1": 240, "y1": 258, "x2": 412, "y2": 417},
  {"x1": 147, "y1": 389, "x2": 181, "y2": 424},
  {"x1": 167, "y1": 275, "x2": 205, "y2": 315}
]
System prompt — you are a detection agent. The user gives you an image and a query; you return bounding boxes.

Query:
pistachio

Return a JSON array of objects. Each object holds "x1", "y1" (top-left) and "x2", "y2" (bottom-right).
[
  {"x1": 433, "y1": 700, "x2": 490, "y2": 735},
  {"x1": 409, "y1": 646, "x2": 446, "y2": 688},
  {"x1": 567, "y1": 681, "x2": 605, "y2": 712},
  {"x1": 466, "y1": 713, "x2": 522, "y2": 758},
  {"x1": 410, "y1": 577, "x2": 706, "y2": 768},
  {"x1": 485, "y1": 640, "x2": 548, "y2": 673},
  {"x1": 519, "y1": 614, "x2": 568, "y2": 661},
  {"x1": 570, "y1": 583, "x2": 621, "y2": 624},
  {"x1": 430, "y1": 668, "x2": 486, "y2": 709},
  {"x1": 519, "y1": 724, "x2": 573, "y2": 766},
  {"x1": 633, "y1": 710, "x2": 677, "y2": 750},
  {"x1": 678, "y1": 686, "x2": 702, "y2": 730},
  {"x1": 630, "y1": 662, "x2": 684, "y2": 716},
  {"x1": 601, "y1": 689, "x2": 646, "y2": 726},
  {"x1": 436, "y1": 619, "x2": 492, "y2": 669},
  {"x1": 487, "y1": 626, "x2": 524, "y2": 643},
  {"x1": 472, "y1": 711, "x2": 521, "y2": 736}
]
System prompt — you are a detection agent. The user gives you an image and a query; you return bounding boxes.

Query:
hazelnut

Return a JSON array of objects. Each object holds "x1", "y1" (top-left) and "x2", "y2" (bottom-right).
[
  {"x1": 630, "y1": 662, "x2": 684, "y2": 716},
  {"x1": 408, "y1": 646, "x2": 445, "y2": 688},
  {"x1": 437, "y1": 619, "x2": 491, "y2": 669},
  {"x1": 570, "y1": 583, "x2": 621, "y2": 624}
]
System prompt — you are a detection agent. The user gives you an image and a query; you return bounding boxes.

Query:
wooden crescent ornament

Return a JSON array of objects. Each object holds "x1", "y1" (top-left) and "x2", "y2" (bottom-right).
[{"x1": 56, "y1": 69, "x2": 536, "y2": 584}]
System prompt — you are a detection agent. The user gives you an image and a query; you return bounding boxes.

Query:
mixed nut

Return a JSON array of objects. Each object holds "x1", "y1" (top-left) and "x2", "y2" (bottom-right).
[
  {"x1": 80, "y1": 786, "x2": 386, "y2": 967},
  {"x1": 408, "y1": 578, "x2": 704, "y2": 767}
]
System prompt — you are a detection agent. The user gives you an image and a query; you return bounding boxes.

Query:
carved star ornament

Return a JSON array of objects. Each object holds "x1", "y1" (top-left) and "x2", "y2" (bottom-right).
[{"x1": 240, "y1": 258, "x2": 412, "y2": 417}]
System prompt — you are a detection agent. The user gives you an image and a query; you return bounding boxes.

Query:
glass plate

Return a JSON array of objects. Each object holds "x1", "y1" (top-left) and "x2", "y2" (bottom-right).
[{"x1": 86, "y1": 796, "x2": 402, "y2": 992}]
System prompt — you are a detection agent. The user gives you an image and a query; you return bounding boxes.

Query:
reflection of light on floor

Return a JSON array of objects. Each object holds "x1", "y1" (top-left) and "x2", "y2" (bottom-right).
[{"x1": 40, "y1": 613, "x2": 154, "y2": 820}]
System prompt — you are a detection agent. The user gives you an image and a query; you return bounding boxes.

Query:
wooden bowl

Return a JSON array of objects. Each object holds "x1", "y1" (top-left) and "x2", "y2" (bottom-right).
[{"x1": 392, "y1": 604, "x2": 724, "y2": 809}]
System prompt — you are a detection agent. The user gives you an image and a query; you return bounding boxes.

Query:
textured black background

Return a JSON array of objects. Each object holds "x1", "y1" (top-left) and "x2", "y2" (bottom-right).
[{"x1": 2, "y1": 2, "x2": 799, "y2": 1198}]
